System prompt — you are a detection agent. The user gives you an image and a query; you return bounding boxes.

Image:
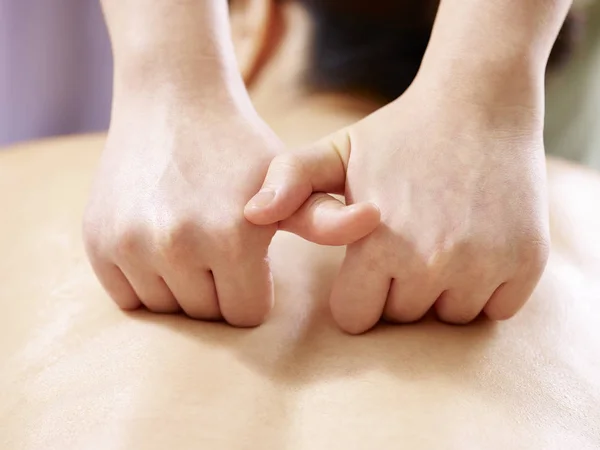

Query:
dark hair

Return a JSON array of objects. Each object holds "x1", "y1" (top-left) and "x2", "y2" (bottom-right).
[{"x1": 301, "y1": 0, "x2": 583, "y2": 101}]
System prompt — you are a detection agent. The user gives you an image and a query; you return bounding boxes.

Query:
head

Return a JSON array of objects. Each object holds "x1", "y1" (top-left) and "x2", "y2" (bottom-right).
[{"x1": 229, "y1": 0, "x2": 582, "y2": 113}]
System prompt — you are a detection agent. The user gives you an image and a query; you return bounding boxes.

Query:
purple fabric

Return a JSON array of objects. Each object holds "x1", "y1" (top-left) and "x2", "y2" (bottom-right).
[{"x1": 0, "y1": 0, "x2": 113, "y2": 146}]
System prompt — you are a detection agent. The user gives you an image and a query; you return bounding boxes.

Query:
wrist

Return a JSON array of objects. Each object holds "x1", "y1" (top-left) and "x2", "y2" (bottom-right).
[
  {"x1": 115, "y1": 61, "x2": 247, "y2": 104},
  {"x1": 110, "y1": 72, "x2": 256, "y2": 134},
  {"x1": 110, "y1": 47, "x2": 254, "y2": 120},
  {"x1": 103, "y1": 0, "x2": 248, "y2": 111},
  {"x1": 413, "y1": 0, "x2": 570, "y2": 111},
  {"x1": 415, "y1": 52, "x2": 545, "y2": 112}
]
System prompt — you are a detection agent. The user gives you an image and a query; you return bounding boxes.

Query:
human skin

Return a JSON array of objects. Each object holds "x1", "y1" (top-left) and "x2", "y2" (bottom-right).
[
  {"x1": 83, "y1": 0, "x2": 379, "y2": 327},
  {"x1": 90, "y1": 0, "x2": 574, "y2": 330},
  {"x1": 246, "y1": 0, "x2": 574, "y2": 333},
  {"x1": 1, "y1": 134, "x2": 599, "y2": 450},
  {"x1": 1, "y1": 4, "x2": 598, "y2": 446}
]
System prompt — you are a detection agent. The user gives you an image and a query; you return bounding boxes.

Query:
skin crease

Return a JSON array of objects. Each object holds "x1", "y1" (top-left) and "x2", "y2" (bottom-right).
[
  {"x1": 245, "y1": 0, "x2": 573, "y2": 333},
  {"x1": 0, "y1": 2, "x2": 599, "y2": 448}
]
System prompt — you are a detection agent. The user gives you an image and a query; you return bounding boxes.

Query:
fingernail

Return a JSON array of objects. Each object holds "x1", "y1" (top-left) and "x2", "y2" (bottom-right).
[{"x1": 247, "y1": 189, "x2": 276, "y2": 209}]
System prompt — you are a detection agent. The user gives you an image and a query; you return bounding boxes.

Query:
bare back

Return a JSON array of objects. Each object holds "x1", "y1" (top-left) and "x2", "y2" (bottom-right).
[{"x1": 1, "y1": 135, "x2": 599, "y2": 449}]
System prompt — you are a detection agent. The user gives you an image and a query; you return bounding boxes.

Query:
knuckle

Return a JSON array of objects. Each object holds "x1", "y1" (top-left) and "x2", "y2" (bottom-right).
[
  {"x1": 361, "y1": 244, "x2": 393, "y2": 273},
  {"x1": 145, "y1": 302, "x2": 181, "y2": 315},
  {"x1": 156, "y1": 219, "x2": 198, "y2": 263},
  {"x1": 224, "y1": 308, "x2": 268, "y2": 328},
  {"x1": 274, "y1": 153, "x2": 306, "y2": 178},
  {"x1": 211, "y1": 217, "x2": 254, "y2": 255},
  {"x1": 436, "y1": 297, "x2": 480, "y2": 325},
  {"x1": 384, "y1": 302, "x2": 427, "y2": 324},
  {"x1": 82, "y1": 208, "x2": 104, "y2": 251},
  {"x1": 305, "y1": 193, "x2": 332, "y2": 211},
  {"x1": 517, "y1": 232, "x2": 550, "y2": 272},
  {"x1": 412, "y1": 234, "x2": 461, "y2": 272},
  {"x1": 276, "y1": 152, "x2": 300, "y2": 168},
  {"x1": 486, "y1": 305, "x2": 518, "y2": 321},
  {"x1": 418, "y1": 244, "x2": 454, "y2": 275},
  {"x1": 438, "y1": 308, "x2": 475, "y2": 325},
  {"x1": 442, "y1": 315, "x2": 474, "y2": 326},
  {"x1": 82, "y1": 224, "x2": 101, "y2": 255},
  {"x1": 184, "y1": 306, "x2": 222, "y2": 321},
  {"x1": 216, "y1": 232, "x2": 245, "y2": 259},
  {"x1": 114, "y1": 224, "x2": 146, "y2": 258}
]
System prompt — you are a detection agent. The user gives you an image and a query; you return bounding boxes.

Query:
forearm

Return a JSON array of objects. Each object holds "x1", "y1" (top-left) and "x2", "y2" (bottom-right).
[
  {"x1": 101, "y1": 0, "x2": 246, "y2": 104},
  {"x1": 418, "y1": 0, "x2": 573, "y2": 107}
]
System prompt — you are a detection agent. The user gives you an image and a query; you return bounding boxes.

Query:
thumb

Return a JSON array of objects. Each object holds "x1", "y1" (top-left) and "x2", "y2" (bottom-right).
[
  {"x1": 279, "y1": 193, "x2": 380, "y2": 246},
  {"x1": 244, "y1": 128, "x2": 352, "y2": 225}
]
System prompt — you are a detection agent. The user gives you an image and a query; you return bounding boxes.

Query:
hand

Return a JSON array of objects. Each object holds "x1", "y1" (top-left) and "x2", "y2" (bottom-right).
[
  {"x1": 83, "y1": 94, "x2": 379, "y2": 327},
  {"x1": 245, "y1": 82, "x2": 550, "y2": 333}
]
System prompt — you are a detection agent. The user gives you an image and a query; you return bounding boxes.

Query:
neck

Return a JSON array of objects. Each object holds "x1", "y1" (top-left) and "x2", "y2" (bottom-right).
[{"x1": 255, "y1": 90, "x2": 381, "y2": 148}]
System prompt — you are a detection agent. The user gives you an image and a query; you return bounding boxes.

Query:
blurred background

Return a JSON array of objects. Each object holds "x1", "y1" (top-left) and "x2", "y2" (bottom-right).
[{"x1": 1, "y1": 0, "x2": 599, "y2": 171}]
